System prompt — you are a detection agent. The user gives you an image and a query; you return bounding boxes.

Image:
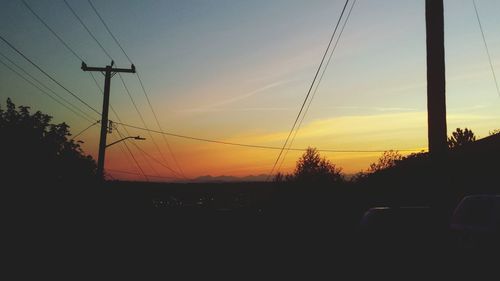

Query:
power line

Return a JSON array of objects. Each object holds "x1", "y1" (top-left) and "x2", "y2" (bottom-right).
[
  {"x1": 115, "y1": 126, "x2": 149, "y2": 182},
  {"x1": 106, "y1": 169, "x2": 177, "y2": 180},
  {"x1": 267, "y1": 0, "x2": 350, "y2": 180},
  {"x1": 16, "y1": 1, "x2": 175, "y2": 181},
  {"x1": 64, "y1": 2, "x2": 179, "y2": 177},
  {"x1": 63, "y1": 0, "x2": 113, "y2": 61},
  {"x1": 0, "y1": 57, "x2": 96, "y2": 123},
  {"x1": 70, "y1": 120, "x2": 100, "y2": 140},
  {"x1": 127, "y1": 138, "x2": 184, "y2": 178},
  {"x1": 472, "y1": 0, "x2": 500, "y2": 97},
  {"x1": 115, "y1": 121, "x2": 425, "y2": 153},
  {"x1": 89, "y1": 71, "x2": 125, "y2": 132},
  {"x1": 276, "y1": 0, "x2": 357, "y2": 174},
  {"x1": 114, "y1": 126, "x2": 162, "y2": 179},
  {"x1": 87, "y1": 0, "x2": 132, "y2": 64},
  {"x1": 108, "y1": 132, "x2": 140, "y2": 178},
  {"x1": 90, "y1": 71, "x2": 166, "y2": 179},
  {"x1": 116, "y1": 73, "x2": 178, "y2": 177},
  {"x1": 93, "y1": 69, "x2": 167, "y2": 175},
  {"x1": 0, "y1": 51, "x2": 96, "y2": 121},
  {"x1": 1, "y1": 49, "x2": 140, "y2": 181},
  {"x1": 90, "y1": 71, "x2": 149, "y2": 176},
  {"x1": 127, "y1": 141, "x2": 166, "y2": 180},
  {"x1": 22, "y1": 0, "x2": 139, "y2": 131},
  {"x1": 0, "y1": 34, "x2": 101, "y2": 115},
  {"x1": 22, "y1": 0, "x2": 144, "y2": 181},
  {"x1": 21, "y1": 0, "x2": 84, "y2": 62},
  {"x1": 135, "y1": 72, "x2": 187, "y2": 178},
  {"x1": 87, "y1": 0, "x2": 186, "y2": 178}
]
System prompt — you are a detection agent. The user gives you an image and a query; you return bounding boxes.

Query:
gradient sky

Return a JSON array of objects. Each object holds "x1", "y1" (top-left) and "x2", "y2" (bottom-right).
[{"x1": 1, "y1": 0, "x2": 499, "y2": 181}]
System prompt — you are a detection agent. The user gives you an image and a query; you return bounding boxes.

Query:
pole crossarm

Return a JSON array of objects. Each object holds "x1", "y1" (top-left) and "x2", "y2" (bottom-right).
[{"x1": 81, "y1": 62, "x2": 136, "y2": 73}]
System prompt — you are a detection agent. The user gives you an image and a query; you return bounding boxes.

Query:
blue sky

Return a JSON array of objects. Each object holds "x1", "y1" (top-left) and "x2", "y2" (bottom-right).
[{"x1": 1, "y1": 0, "x2": 499, "y2": 180}]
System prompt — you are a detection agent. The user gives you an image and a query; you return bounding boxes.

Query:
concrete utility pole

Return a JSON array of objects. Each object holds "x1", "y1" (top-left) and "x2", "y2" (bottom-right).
[
  {"x1": 425, "y1": 0, "x2": 448, "y2": 156},
  {"x1": 81, "y1": 61, "x2": 135, "y2": 181}
]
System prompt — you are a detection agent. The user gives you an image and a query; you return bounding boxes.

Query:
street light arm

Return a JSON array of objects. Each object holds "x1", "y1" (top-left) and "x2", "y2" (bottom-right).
[{"x1": 106, "y1": 135, "x2": 145, "y2": 148}]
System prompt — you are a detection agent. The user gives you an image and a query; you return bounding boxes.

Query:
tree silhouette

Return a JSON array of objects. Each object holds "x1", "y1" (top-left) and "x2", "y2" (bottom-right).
[
  {"x1": 447, "y1": 128, "x2": 476, "y2": 149},
  {"x1": 286, "y1": 147, "x2": 344, "y2": 184},
  {"x1": 367, "y1": 150, "x2": 403, "y2": 173},
  {"x1": 0, "y1": 98, "x2": 96, "y2": 184}
]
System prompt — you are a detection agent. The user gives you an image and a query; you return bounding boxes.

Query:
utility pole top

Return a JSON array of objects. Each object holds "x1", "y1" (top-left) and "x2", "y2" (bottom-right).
[{"x1": 82, "y1": 61, "x2": 136, "y2": 181}]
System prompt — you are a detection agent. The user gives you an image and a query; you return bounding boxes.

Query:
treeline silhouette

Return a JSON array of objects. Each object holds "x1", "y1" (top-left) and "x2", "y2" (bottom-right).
[
  {"x1": 1, "y1": 98, "x2": 96, "y2": 185},
  {"x1": 1, "y1": 98, "x2": 99, "y2": 236}
]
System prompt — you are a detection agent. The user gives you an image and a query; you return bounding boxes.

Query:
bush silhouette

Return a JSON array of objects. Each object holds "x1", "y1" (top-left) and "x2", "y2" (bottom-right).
[
  {"x1": 447, "y1": 127, "x2": 476, "y2": 149},
  {"x1": 0, "y1": 98, "x2": 96, "y2": 185}
]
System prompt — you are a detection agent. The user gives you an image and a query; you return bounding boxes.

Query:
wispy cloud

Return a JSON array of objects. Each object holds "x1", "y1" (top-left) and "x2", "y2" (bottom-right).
[
  {"x1": 178, "y1": 79, "x2": 293, "y2": 113},
  {"x1": 327, "y1": 105, "x2": 419, "y2": 112},
  {"x1": 226, "y1": 111, "x2": 429, "y2": 145},
  {"x1": 178, "y1": 107, "x2": 295, "y2": 113},
  {"x1": 226, "y1": 111, "x2": 498, "y2": 147},
  {"x1": 448, "y1": 104, "x2": 491, "y2": 112}
]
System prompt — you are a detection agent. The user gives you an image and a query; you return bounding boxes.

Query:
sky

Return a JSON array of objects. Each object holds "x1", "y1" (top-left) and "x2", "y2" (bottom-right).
[{"x1": 0, "y1": 0, "x2": 499, "y2": 181}]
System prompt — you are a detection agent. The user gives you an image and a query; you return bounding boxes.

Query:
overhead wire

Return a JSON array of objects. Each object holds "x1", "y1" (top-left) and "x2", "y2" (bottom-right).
[
  {"x1": 107, "y1": 131, "x2": 139, "y2": 177},
  {"x1": 0, "y1": 57, "x2": 95, "y2": 123},
  {"x1": 13, "y1": 0, "x2": 430, "y2": 181},
  {"x1": 266, "y1": 0, "x2": 350, "y2": 180},
  {"x1": 22, "y1": 0, "x2": 84, "y2": 62},
  {"x1": 276, "y1": 0, "x2": 357, "y2": 175},
  {"x1": 135, "y1": 72, "x2": 186, "y2": 178},
  {"x1": 472, "y1": 0, "x2": 500, "y2": 97},
  {"x1": 0, "y1": 50, "x2": 96, "y2": 121},
  {"x1": 22, "y1": 0, "x2": 114, "y2": 120},
  {"x1": 63, "y1": 0, "x2": 114, "y2": 61},
  {"x1": 0, "y1": 34, "x2": 101, "y2": 116},
  {"x1": 19, "y1": 0, "x2": 154, "y2": 179},
  {"x1": 115, "y1": 121, "x2": 425, "y2": 153},
  {"x1": 116, "y1": 72, "x2": 173, "y2": 175},
  {"x1": 21, "y1": 0, "x2": 148, "y2": 179},
  {"x1": 106, "y1": 169, "x2": 177, "y2": 180},
  {"x1": 126, "y1": 137, "x2": 185, "y2": 177},
  {"x1": 114, "y1": 126, "x2": 162, "y2": 178},
  {"x1": 89, "y1": 71, "x2": 161, "y2": 179},
  {"x1": 64, "y1": 0, "x2": 179, "y2": 178},
  {"x1": 86, "y1": 0, "x2": 133, "y2": 63},
  {"x1": 70, "y1": 120, "x2": 100, "y2": 140},
  {"x1": 115, "y1": 126, "x2": 149, "y2": 181},
  {"x1": 0, "y1": 53, "x2": 141, "y2": 180},
  {"x1": 87, "y1": 0, "x2": 186, "y2": 178}
]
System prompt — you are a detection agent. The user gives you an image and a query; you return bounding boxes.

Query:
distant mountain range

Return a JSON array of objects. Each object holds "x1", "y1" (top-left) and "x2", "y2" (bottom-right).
[
  {"x1": 185, "y1": 173, "x2": 357, "y2": 183},
  {"x1": 189, "y1": 174, "x2": 269, "y2": 183}
]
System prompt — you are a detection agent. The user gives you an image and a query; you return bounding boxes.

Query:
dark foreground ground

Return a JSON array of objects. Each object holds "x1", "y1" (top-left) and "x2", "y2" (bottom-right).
[{"x1": 5, "y1": 179, "x2": 499, "y2": 278}]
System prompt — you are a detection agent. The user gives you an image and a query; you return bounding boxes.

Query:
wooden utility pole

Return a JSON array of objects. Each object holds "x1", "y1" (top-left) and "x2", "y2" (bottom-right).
[
  {"x1": 81, "y1": 61, "x2": 135, "y2": 180},
  {"x1": 426, "y1": 0, "x2": 448, "y2": 156}
]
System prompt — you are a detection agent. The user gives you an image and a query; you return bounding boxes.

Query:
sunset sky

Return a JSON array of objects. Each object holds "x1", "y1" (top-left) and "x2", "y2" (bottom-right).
[{"x1": 1, "y1": 0, "x2": 499, "y2": 181}]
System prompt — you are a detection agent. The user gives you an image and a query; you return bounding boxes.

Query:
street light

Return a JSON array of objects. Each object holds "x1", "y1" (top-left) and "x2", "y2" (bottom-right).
[{"x1": 106, "y1": 135, "x2": 145, "y2": 148}]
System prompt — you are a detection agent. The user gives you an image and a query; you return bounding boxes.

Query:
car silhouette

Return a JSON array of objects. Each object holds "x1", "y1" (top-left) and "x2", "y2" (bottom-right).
[
  {"x1": 450, "y1": 194, "x2": 500, "y2": 251},
  {"x1": 358, "y1": 206, "x2": 437, "y2": 252}
]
